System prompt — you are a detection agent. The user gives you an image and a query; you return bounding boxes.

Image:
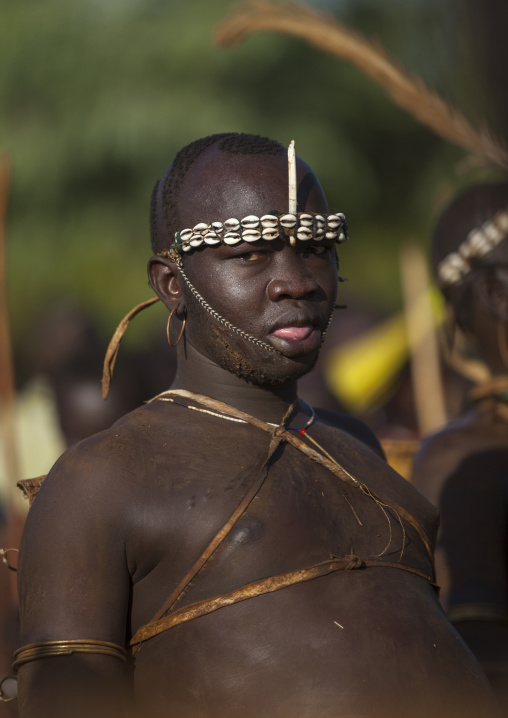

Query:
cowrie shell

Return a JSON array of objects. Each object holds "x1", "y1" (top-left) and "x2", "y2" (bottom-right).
[
  {"x1": 296, "y1": 227, "x2": 313, "y2": 241},
  {"x1": 192, "y1": 222, "x2": 209, "y2": 233},
  {"x1": 204, "y1": 232, "x2": 221, "y2": 245},
  {"x1": 299, "y1": 213, "x2": 314, "y2": 227},
  {"x1": 260, "y1": 214, "x2": 279, "y2": 228},
  {"x1": 182, "y1": 243, "x2": 192, "y2": 252},
  {"x1": 211, "y1": 222, "x2": 224, "y2": 234},
  {"x1": 223, "y1": 232, "x2": 241, "y2": 245},
  {"x1": 189, "y1": 234, "x2": 204, "y2": 247},
  {"x1": 242, "y1": 229, "x2": 261, "y2": 242},
  {"x1": 279, "y1": 213, "x2": 297, "y2": 228},
  {"x1": 495, "y1": 211, "x2": 508, "y2": 233},
  {"x1": 262, "y1": 228, "x2": 279, "y2": 240},
  {"x1": 338, "y1": 232, "x2": 347, "y2": 243},
  {"x1": 179, "y1": 228, "x2": 193, "y2": 242},
  {"x1": 326, "y1": 231, "x2": 338, "y2": 240},
  {"x1": 241, "y1": 215, "x2": 260, "y2": 229},
  {"x1": 327, "y1": 215, "x2": 342, "y2": 229},
  {"x1": 224, "y1": 218, "x2": 240, "y2": 232}
]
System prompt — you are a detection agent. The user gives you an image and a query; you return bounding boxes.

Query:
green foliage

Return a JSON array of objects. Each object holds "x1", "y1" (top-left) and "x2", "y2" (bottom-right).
[{"x1": 0, "y1": 0, "x2": 501, "y2": 349}]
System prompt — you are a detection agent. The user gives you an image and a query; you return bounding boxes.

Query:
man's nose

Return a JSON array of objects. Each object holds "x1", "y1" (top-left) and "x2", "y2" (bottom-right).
[{"x1": 266, "y1": 250, "x2": 320, "y2": 301}]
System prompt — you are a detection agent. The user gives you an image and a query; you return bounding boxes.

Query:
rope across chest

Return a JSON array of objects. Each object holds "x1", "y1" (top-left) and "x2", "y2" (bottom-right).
[{"x1": 129, "y1": 390, "x2": 437, "y2": 652}]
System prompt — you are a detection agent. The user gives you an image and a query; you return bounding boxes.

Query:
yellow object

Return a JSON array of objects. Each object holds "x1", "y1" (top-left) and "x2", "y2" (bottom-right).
[{"x1": 324, "y1": 288, "x2": 444, "y2": 412}]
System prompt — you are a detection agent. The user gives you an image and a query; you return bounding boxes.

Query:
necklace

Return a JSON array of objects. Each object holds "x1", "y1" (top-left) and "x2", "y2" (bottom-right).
[{"x1": 152, "y1": 393, "x2": 316, "y2": 431}]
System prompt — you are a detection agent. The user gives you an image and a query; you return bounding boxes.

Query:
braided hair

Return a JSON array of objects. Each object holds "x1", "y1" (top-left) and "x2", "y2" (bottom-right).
[{"x1": 150, "y1": 133, "x2": 285, "y2": 254}]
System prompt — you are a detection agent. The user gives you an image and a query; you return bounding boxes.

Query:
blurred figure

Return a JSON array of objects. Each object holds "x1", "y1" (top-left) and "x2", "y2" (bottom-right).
[
  {"x1": 17, "y1": 301, "x2": 177, "y2": 447},
  {"x1": 412, "y1": 183, "x2": 508, "y2": 709}
]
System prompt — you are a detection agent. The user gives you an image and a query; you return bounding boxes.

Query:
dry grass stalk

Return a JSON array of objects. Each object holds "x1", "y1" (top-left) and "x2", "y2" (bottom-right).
[{"x1": 215, "y1": 0, "x2": 508, "y2": 170}]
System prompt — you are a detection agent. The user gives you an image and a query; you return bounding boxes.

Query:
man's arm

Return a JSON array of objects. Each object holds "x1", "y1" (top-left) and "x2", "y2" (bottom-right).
[
  {"x1": 17, "y1": 435, "x2": 132, "y2": 718},
  {"x1": 413, "y1": 436, "x2": 508, "y2": 710}
]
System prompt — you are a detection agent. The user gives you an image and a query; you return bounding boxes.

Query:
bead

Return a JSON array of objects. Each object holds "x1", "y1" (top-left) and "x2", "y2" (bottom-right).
[
  {"x1": 224, "y1": 218, "x2": 241, "y2": 232},
  {"x1": 279, "y1": 213, "x2": 297, "y2": 229},
  {"x1": 299, "y1": 213, "x2": 314, "y2": 227},
  {"x1": 296, "y1": 227, "x2": 313, "y2": 241},
  {"x1": 483, "y1": 221, "x2": 503, "y2": 244},
  {"x1": 241, "y1": 215, "x2": 260, "y2": 229},
  {"x1": 260, "y1": 214, "x2": 279, "y2": 228},
  {"x1": 223, "y1": 232, "x2": 241, "y2": 245},
  {"x1": 495, "y1": 211, "x2": 508, "y2": 233},
  {"x1": 327, "y1": 215, "x2": 342, "y2": 229},
  {"x1": 204, "y1": 232, "x2": 221, "y2": 245},
  {"x1": 262, "y1": 228, "x2": 279, "y2": 240},
  {"x1": 242, "y1": 229, "x2": 262, "y2": 242}
]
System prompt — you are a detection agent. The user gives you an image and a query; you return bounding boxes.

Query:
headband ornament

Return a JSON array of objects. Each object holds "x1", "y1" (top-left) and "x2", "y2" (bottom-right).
[
  {"x1": 437, "y1": 208, "x2": 508, "y2": 288},
  {"x1": 165, "y1": 140, "x2": 348, "y2": 258}
]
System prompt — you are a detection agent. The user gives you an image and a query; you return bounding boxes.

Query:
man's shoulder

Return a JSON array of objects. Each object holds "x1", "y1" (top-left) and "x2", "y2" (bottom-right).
[
  {"x1": 32, "y1": 402, "x2": 171, "y2": 503},
  {"x1": 313, "y1": 407, "x2": 386, "y2": 460}
]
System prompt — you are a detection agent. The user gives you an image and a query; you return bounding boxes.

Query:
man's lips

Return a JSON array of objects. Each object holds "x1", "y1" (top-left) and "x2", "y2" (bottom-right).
[
  {"x1": 269, "y1": 323, "x2": 322, "y2": 354},
  {"x1": 271, "y1": 325, "x2": 315, "y2": 341}
]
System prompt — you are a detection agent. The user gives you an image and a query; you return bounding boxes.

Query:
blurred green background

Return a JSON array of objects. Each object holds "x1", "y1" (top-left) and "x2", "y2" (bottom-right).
[{"x1": 2, "y1": 0, "x2": 507, "y2": 356}]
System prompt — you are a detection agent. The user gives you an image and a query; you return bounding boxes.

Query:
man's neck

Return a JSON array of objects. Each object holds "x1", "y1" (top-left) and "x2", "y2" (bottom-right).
[{"x1": 169, "y1": 343, "x2": 298, "y2": 425}]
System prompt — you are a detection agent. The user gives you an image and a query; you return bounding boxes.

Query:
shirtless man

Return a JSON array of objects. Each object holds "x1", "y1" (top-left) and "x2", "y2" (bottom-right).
[
  {"x1": 16, "y1": 134, "x2": 498, "y2": 718},
  {"x1": 412, "y1": 183, "x2": 508, "y2": 711}
]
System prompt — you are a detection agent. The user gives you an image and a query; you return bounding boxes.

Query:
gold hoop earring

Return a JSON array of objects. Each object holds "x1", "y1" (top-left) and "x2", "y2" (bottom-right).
[
  {"x1": 497, "y1": 320, "x2": 508, "y2": 369},
  {"x1": 167, "y1": 307, "x2": 186, "y2": 347}
]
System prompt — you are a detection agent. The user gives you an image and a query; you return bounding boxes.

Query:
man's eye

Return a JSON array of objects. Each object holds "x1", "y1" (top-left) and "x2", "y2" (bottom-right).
[
  {"x1": 240, "y1": 250, "x2": 266, "y2": 261},
  {"x1": 304, "y1": 244, "x2": 327, "y2": 255}
]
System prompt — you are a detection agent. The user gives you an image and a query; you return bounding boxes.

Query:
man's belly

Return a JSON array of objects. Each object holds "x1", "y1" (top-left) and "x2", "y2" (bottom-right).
[{"x1": 131, "y1": 569, "x2": 498, "y2": 718}]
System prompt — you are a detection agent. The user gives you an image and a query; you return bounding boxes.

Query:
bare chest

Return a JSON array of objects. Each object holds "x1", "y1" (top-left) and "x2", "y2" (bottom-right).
[{"x1": 126, "y1": 423, "x2": 431, "y2": 634}]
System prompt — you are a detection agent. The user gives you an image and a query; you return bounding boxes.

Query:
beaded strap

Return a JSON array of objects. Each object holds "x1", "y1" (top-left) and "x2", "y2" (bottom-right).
[
  {"x1": 437, "y1": 207, "x2": 508, "y2": 288},
  {"x1": 169, "y1": 211, "x2": 348, "y2": 256}
]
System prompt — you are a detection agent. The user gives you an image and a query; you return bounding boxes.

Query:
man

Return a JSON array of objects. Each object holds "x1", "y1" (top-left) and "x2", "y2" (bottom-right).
[
  {"x1": 412, "y1": 183, "x2": 508, "y2": 712},
  {"x1": 16, "y1": 134, "x2": 498, "y2": 718}
]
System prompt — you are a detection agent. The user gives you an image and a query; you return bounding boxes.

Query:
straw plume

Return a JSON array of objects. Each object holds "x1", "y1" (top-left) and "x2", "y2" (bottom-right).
[{"x1": 215, "y1": 0, "x2": 508, "y2": 171}]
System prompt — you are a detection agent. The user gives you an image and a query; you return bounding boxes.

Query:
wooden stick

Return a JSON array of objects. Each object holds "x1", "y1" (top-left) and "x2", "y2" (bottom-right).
[
  {"x1": 0, "y1": 154, "x2": 20, "y2": 489},
  {"x1": 400, "y1": 243, "x2": 447, "y2": 435},
  {"x1": 288, "y1": 139, "x2": 296, "y2": 213},
  {"x1": 0, "y1": 153, "x2": 24, "y2": 606},
  {"x1": 287, "y1": 139, "x2": 297, "y2": 246}
]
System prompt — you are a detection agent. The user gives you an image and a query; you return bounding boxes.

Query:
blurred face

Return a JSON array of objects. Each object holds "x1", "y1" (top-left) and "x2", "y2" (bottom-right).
[{"x1": 175, "y1": 148, "x2": 339, "y2": 386}]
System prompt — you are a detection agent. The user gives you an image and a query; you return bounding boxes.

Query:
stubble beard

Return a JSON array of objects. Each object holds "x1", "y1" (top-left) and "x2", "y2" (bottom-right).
[
  {"x1": 184, "y1": 290, "x2": 321, "y2": 388},
  {"x1": 209, "y1": 324, "x2": 321, "y2": 388}
]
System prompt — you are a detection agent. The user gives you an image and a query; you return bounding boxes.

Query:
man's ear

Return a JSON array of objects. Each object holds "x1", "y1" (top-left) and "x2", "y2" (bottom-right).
[
  {"x1": 147, "y1": 255, "x2": 184, "y2": 311},
  {"x1": 476, "y1": 267, "x2": 508, "y2": 322}
]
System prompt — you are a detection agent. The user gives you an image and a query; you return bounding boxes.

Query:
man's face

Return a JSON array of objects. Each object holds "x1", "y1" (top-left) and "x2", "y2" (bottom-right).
[{"x1": 174, "y1": 148, "x2": 339, "y2": 387}]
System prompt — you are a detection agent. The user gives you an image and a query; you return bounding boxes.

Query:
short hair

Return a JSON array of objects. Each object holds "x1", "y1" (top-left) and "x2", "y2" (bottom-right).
[
  {"x1": 150, "y1": 133, "x2": 286, "y2": 254},
  {"x1": 431, "y1": 182, "x2": 508, "y2": 330}
]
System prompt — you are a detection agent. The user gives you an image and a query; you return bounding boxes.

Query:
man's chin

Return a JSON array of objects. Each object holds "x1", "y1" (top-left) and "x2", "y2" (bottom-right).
[
  {"x1": 200, "y1": 323, "x2": 321, "y2": 388},
  {"x1": 221, "y1": 346, "x2": 320, "y2": 389}
]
